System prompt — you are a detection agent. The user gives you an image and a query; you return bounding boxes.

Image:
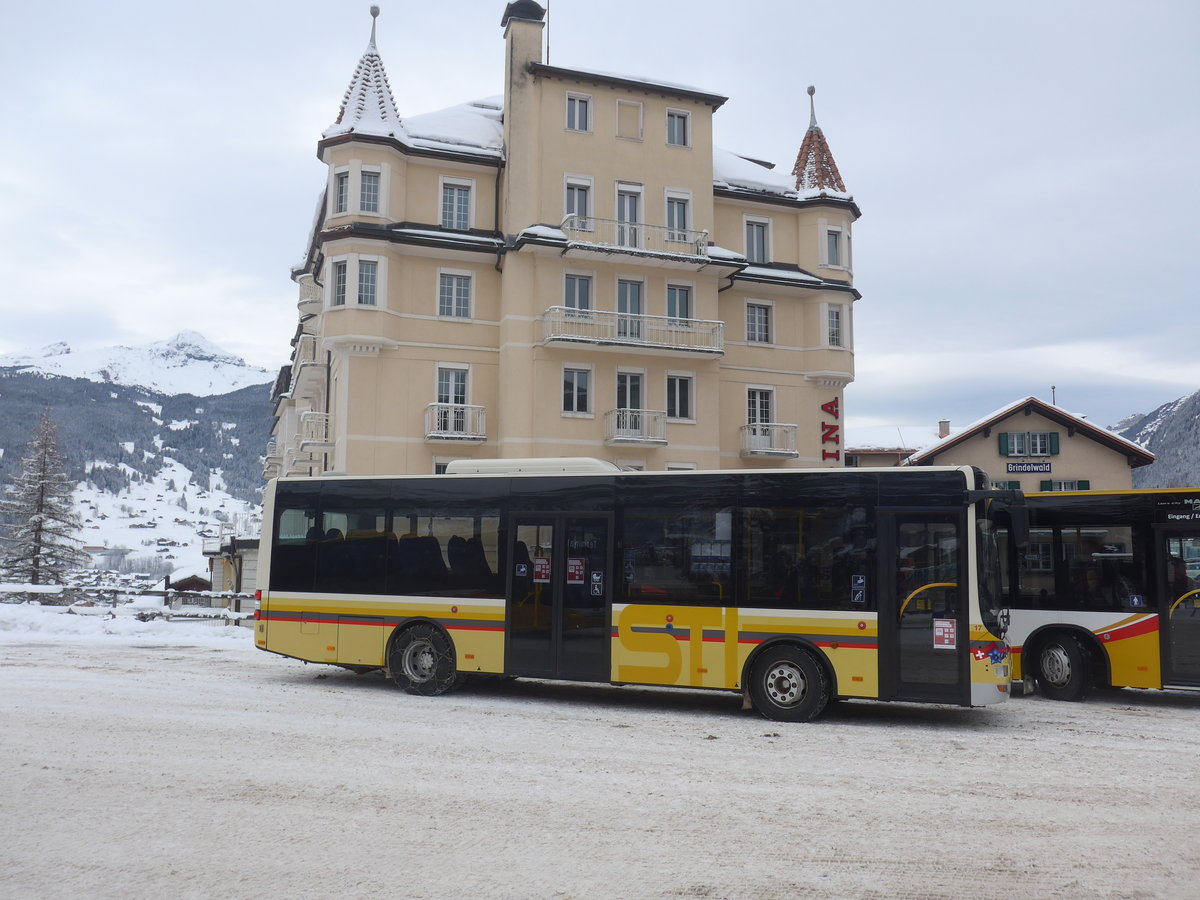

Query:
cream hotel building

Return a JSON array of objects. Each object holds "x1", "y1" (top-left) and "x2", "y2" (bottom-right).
[{"x1": 266, "y1": 1, "x2": 861, "y2": 479}]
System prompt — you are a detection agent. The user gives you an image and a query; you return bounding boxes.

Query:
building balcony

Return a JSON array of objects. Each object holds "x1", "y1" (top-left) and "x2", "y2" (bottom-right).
[
  {"x1": 299, "y1": 411, "x2": 333, "y2": 449},
  {"x1": 283, "y1": 446, "x2": 320, "y2": 477},
  {"x1": 561, "y1": 215, "x2": 710, "y2": 263},
  {"x1": 425, "y1": 403, "x2": 487, "y2": 442},
  {"x1": 290, "y1": 333, "x2": 326, "y2": 399},
  {"x1": 297, "y1": 274, "x2": 322, "y2": 315},
  {"x1": 604, "y1": 408, "x2": 667, "y2": 446},
  {"x1": 739, "y1": 423, "x2": 799, "y2": 458},
  {"x1": 263, "y1": 440, "x2": 282, "y2": 479},
  {"x1": 542, "y1": 307, "x2": 724, "y2": 356}
]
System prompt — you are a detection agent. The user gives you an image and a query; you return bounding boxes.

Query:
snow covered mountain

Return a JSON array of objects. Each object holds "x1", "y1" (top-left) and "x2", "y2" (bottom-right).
[
  {"x1": 0, "y1": 331, "x2": 272, "y2": 396},
  {"x1": 1, "y1": 335, "x2": 275, "y2": 579},
  {"x1": 1118, "y1": 388, "x2": 1200, "y2": 488}
]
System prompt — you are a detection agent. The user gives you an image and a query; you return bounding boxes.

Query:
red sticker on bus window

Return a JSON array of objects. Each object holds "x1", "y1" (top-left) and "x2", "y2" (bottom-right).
[
  {"x1": 567, "y1": 558, "x2": 585, "y2": 584},
  {"x1": 933, "y1": 619, "x2": 957, "y2": 649},
  {"x1": 533, "y1": 557, "x2": 551, "y2": 583}
]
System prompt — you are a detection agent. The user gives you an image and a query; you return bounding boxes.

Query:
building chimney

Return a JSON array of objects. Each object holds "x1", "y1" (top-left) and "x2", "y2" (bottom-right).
[{"x1": 938, "y1": 419, "x2": 950, "y2": 439}]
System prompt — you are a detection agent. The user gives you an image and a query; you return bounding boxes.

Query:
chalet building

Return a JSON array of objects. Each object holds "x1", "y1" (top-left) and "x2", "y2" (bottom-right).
[
  {"x1": 266, "y1": 2, "x2": 861, "y2": 478},
  {"x1": 905, "y1": 397, "x2": 1155, "y2": 491}
]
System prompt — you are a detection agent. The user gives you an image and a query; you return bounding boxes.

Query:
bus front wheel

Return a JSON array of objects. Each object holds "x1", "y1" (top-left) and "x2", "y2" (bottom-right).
[
  {"x1": 1033, "y1": 632, "x2": 1090, "y2": 702},
  {"x1": 389, "y1": 624, "x2": 463, "y2": 696},
  {"x1": 749, "y1": 646, "x2": 829, "y2": 722}
]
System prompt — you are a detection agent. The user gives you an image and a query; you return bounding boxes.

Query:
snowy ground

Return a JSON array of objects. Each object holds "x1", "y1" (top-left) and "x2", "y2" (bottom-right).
[{"x1": 2, "y1": 604, "x2": 1197, "y2": 900}]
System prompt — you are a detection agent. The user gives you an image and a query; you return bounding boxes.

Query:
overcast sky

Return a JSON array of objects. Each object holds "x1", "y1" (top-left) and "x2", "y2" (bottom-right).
[{"x1": 1, "y1": 0, "x2": 1196, "y2": 443}]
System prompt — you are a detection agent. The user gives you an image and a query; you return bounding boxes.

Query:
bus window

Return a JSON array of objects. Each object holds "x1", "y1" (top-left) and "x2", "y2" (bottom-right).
[
  {"x1": 388, "y1": 510, "x2": 502, "y2": 598},
  {"x1": 743, "y1": 506, "x2": 872, "y2": 610},
  {"x1": 315, "y1": 506, "x2": 387, "y2": 594},
  {"x1": 270, "y1": 507, "x2": 320, "y2": 591},
  {"x1": 1062, "y1": 525, "x2": 1143, "y2": 611},
  {"x1": 621, "y1": 508, "x2": 733, "y2": 605}
]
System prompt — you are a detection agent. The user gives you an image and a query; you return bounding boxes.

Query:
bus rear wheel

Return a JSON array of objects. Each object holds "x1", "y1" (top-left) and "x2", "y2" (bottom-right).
[
  {"x1": 389, "y1": 624, "x2": 462, "y2": 696},
  {"x1": 749, "y1": 646, "x2": 829, "y2": 722},
  {"x1": 1033, "y1": 632, "x2": 1090, "y2": 702}
]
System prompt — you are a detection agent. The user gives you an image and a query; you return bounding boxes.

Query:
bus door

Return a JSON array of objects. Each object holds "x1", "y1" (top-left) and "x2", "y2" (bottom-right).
[
  {"x1": 506, "y1": 514, "x2": 612, "y2": 682},
  {"x1": 877, "y1": 511, "x2": 967, "y2": 704},
  {"x1": 1160, "y1": 530, "x2": 1200, "y2": 686}
]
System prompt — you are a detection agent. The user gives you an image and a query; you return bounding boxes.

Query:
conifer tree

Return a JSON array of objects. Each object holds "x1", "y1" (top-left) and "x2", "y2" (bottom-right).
[{"x1": 0, "y1": 411, "x2": 89, "y2": 585}]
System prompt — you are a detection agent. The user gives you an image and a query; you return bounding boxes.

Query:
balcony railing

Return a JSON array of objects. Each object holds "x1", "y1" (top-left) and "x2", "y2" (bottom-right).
[
  {"x1": 543, "y1": 307, "x2": 724, "y2": 355},
  {"x1": 283, "y1": 446, "x2": 319, "y2": 477},
  {"x1": 562, "y1": 215, "x2": 709, "y2": 258},
  {"x1": 740, "y1": 423, "x2": 799, "y2": 458},
  {"x1": 299, "y1": 411, "x2": 333, "y2": 449},
  {"x1": 290, "y1": 334, "x2": 326, "y2": 398},
  {"x1": 604, "y1": 408, "x2": 667, "y2": 445},
  {"x1": 297, "y1": 274, "x2": 322, "y2": 314},
  {"x1": 425, "y1": 404, "x2": 486, "y2": 442}
]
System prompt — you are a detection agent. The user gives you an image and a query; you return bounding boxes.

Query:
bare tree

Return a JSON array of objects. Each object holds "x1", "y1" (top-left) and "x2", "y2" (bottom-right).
[{"x1": 0, "y1": 411, "x2": 89, "y2": 585}]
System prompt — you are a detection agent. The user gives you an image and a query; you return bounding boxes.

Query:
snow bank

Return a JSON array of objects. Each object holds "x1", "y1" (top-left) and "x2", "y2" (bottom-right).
[{"x1": 0, "y1": 602, "x2": 252, "y2": 647}]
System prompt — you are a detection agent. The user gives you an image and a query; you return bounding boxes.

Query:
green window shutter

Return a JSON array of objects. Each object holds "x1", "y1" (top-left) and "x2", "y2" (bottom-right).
[
  {"x1": 998, "y1": 433, "x2": 1009, "y2": 455},
  {"x1": 1049, "y1": 432, "x2": 1060, "y2": 455},
  {"x1": 1008, "y1": 481, "x2": 1020, "y2": 490},
  {"x1": 1078, "y1": 479, "x2": 1091, "y2": 490},
  {"x1": 1039, "y1": 480, "x2": 1053, "y2": 491}
]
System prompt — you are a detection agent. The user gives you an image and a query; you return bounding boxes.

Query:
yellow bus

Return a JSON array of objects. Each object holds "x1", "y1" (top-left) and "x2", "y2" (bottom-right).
[
  {"x1": 254, "y1": 460, "x2": 1013, "y2": 721},
  {"x1": 1006, "y1": 487, "x2": 1200, "y2": 700}
]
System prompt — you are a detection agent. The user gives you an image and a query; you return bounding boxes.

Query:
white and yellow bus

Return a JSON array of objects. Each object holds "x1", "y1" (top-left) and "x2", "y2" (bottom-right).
[
  {"x1": 1007, "y1": 487, "x2": 1200, "y2": 700},
  {"x1": 255, "y1": 460, "x2": 1013, "y2": 721}
]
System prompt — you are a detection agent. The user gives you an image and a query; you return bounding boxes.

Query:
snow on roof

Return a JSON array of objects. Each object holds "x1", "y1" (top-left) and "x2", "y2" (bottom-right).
[
  {"x1": 712, "y1": 147, "x2": 798, "y2": 198},
  {"x1": 905, "y1": 396, "x2": 1154, "y2": 464},
  {"x1": 737, "y1": 265, "x2": 822, "y2": 284},
  {"x1": 533, "y1": 63, "x2": 726, "y2": 106},
  {"x1": 402, "y1": 97, "x2": 504, "y2": 157}
]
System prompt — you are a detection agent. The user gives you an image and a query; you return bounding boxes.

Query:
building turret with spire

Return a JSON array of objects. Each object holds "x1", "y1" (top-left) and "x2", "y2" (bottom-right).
[{"x1": 266, "y1": 3, "x2": 863, "y2": 480}]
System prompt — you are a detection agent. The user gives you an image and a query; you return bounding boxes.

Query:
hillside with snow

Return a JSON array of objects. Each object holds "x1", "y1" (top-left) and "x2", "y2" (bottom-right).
[
  {"x1": 1119, "y1": 388, "x2": 1200, "y2": 488},
  {"x1": 0, "y1": 334, "x2": 274, "y2": 580},
  {"x1": 0, "y1": 331, "x2": 272, "y2": 396}
]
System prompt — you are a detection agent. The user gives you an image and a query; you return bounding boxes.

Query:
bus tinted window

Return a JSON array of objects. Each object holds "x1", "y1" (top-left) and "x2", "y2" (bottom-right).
[
  {"x1": 388, "y1": 512, "x2": 502, "y2": 598},
  {"x1": 621, "y1": 508, "x2": 734, "y2": 605},
  {"x1": 315, "y1": 505, "x2": 387, "y2": 594},
  {"x1": 744, "y1": 506, "x2": 873, "y2": 610}
]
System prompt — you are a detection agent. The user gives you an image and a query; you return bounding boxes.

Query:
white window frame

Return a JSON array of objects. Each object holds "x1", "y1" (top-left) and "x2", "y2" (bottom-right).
[
  {"x1": 566, "y1": 92, "x2": 592, "y2": 132},
  {"x1": 437, "y1": 268, "x2": 474, "y2": 319},
  {"x1": 664, "y1": 189, "x2": 692, "y2": 242},
  {"x1": 616, "y1": 182, "x2": 643, "y2": 248},
  {"x1": 440, "y1": 176, "x2": 474, "y2": 231},
  {"x1": 359, "y1": 167, "x2": 382, "y2": 214},
  {"x1": 744, "y1": 215, "x2": 771, "y2": 264},
  {"x1": 665, "y1": 108, "x2": 691, "y2": 148},
  {"x1": 435, "y1": 364, "x2": 471, "y2": 426},
  {"x1": 615, "y1": 99, "x2": 644, "y2": 141},
  {"x1": 562, "y1": 364, "x2": 594, "y2": 417},
  {"x1": 1029, "y1": 432, "x2": 1051, "y2": 457},
  {"x1": 666, "y1": 281, "x2": 693, "y2": 322},
  {"x1": 666, "y1": 462, "x2": 697, "y2": 471},
  {"x1": 1007, "y1": 431, "x2": 1029, "y2": 456},
  {"x1": 616, "y1": 367, "x2": 646, "y2": 411},
  {"x1": 665, "y1": 371, "x2": 695, "y2": 422},
  {"x1": 617, "y1": 276, "x2": 645, "y2": 340},
  {"x1": 332, "y1": 167, "x2": 350, "y2": 215},
  {"x1": 746, "y1": 384, "x2": 775, "y2": 425},
  {"x1": 325, "y1": 254, "x2": 387, "y2": 309},
  {"x1": 563, "y1": 271, "x2": 594, "y2": 313},
  {"x1": 357, "y1": 258, "x2": 378, "y2": 307},
  {"x1": 746, "y1": 300, "x2": 773, "y2": 344},
  {"x1": 823, "y1": 301, "x2": 851, "y2": 349},
  {"x1": 564, "y1": 174, "x2": 593, "y2": 225}
]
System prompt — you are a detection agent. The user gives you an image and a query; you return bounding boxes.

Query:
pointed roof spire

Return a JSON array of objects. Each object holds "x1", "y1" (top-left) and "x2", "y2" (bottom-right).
[
  {"x1": 792, "y1": 85, "x2": 847, "y2": 195},
  {"x1": 323, "y1": 6, "x2": 403, "y2": 140}
]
